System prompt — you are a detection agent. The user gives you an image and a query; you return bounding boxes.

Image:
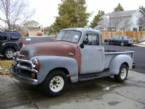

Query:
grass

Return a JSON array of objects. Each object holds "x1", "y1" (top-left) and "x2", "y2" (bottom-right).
[{"x1": 0, "y1": 60, "x2": 14, "y2": 70}]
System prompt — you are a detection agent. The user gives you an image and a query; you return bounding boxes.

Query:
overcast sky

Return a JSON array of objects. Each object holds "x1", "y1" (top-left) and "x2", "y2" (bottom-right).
[{"x1": 1, "y1": 0, "x2": 145, "y2": 27}]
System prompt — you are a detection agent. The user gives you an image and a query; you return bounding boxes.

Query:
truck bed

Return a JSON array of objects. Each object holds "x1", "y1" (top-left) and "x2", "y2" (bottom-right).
[{"x1": 104, "y1": 50, "x2": 134, "y2": 69}]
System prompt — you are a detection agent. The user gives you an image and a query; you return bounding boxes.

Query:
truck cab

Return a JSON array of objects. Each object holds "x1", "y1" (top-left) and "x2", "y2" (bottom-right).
[
  {"x1": 57, "y1": 28, "x2": 105, "y2": 73},
  {"x1": 11, "y1": 28, "x2": 134, "y2": 96}
]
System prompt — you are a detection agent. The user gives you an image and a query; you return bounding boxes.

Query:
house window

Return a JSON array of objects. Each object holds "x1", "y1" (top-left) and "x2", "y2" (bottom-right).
[
  {"x1": 139, "y1": 26, "x2": 142, "y2": 31},
  {"x1": 133, "y1": 27, "x2": 137, "y2": 32}
]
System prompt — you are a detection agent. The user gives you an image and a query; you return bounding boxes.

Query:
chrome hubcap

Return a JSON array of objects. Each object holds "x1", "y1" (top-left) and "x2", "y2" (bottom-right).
[
  {"x1": 49, "y1": 76, "x2": 64, "y2": 93},
  {"x1": 120, "y1": 68, "x2": 127, "y2": 80}
]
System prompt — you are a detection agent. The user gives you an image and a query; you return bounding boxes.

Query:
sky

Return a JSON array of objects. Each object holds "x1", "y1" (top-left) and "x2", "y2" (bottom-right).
[{"x1": 1, "y1": 0, "x2": 145, "y2": 27}]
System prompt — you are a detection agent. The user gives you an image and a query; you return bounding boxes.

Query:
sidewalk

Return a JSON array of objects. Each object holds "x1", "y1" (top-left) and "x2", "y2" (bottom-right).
[
  {"x1": 134, "y1": 41, "x2": 145, "y2": 47},
  {"x1": 0, "y1": 71, "x2": 145, "y2": 109}
]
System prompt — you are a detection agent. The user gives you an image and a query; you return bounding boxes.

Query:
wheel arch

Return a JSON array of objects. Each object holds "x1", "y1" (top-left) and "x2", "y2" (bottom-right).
[
  {"x1": 121, "y1": 62, "x2": 129, "y2": 68},
  {"x1": 109, "y1": 54, "x2": 133, "y2": 75},
  {"x1": 3, "y1": 46, "x2": 17, "y2": 53},
  {"x1": 46, "y1": 67, "x2": 71, "y2": 83}
]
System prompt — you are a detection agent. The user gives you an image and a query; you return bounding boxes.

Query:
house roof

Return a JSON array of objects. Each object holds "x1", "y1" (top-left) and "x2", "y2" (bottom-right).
[{"x1": 106, "y1": 10, "x2": 136, "y2": 18}]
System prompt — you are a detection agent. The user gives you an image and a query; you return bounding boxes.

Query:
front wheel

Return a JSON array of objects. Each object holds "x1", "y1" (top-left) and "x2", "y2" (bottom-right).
[
  {"x1": 115, "y1": 64, "x2": 128, "y2": 82},
  {"x1": 42, "y1": 70, "x2": 68, "y2": 96}
]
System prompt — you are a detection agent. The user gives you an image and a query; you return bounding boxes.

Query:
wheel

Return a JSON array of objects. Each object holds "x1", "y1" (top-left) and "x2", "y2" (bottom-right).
[
  {"x1": 120, "y1": 42, "x2": 124, "y2": 46},
  {"x1": 4, "y1": 48, "x2": 15, "y2": 59},
  {"x1": 42, "y1": 70, "x2": 68, "y2": 96},
  {"x1": 115, "y1": 64, "x2": 128, "y2": 82}
]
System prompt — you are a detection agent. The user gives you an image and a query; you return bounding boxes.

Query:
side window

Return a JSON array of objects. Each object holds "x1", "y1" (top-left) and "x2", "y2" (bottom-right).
[
  {"x1": 10, "y1": 33, "x2": 21, "y2": 40},
  {"x1": 85, "y1": 33, "x2": 99, "y2": 45}
]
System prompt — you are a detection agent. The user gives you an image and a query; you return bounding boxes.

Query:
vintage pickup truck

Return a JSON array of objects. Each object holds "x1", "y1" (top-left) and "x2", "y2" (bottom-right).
[{"x1": 11, "y1": 28, "x2": 134, "y2": 96}]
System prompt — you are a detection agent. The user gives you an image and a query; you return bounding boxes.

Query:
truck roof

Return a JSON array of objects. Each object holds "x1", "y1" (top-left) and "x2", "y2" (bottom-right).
[{"x1": 62, "y1": 28, "x2": 101, "y2": 34}]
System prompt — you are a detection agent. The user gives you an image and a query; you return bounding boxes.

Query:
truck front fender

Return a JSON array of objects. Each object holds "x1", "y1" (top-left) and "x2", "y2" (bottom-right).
[
  {"x1": 31, "y1": 56, "x2": 78, "y2": 84},
  {"x1": 109, "y1": 54, "x2": 133, "y2": 75}
]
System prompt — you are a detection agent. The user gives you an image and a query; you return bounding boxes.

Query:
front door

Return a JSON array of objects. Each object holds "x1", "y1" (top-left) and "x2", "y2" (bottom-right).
[{"x1": 80, "y1": 33, "x2": 104, "y2": 74}]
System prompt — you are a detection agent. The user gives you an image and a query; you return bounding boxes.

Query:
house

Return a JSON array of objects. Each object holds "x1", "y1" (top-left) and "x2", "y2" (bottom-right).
[
  {"x1": 22, "y1": 20, "x2": 45, "y2": 37},
  {"x1": 26, "y1": 27, "x2": 44, "y2": 36},
  {"x1": 96, "y1": 10, "x2": 145, "y2": 32}
]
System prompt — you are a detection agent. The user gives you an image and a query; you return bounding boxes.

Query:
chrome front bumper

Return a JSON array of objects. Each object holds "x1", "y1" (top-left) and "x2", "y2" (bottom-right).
[
  {"x1": 11, "y1": 67, "x2": 38, "y2": 85},
  {"x1": 11, "y1": 58, "x2": 39, "y2": 85}
]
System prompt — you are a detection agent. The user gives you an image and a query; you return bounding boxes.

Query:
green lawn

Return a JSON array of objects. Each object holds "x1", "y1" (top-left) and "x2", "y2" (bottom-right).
[{"x1": 0, "y1": 60, "x2": 14, "y2": 70}]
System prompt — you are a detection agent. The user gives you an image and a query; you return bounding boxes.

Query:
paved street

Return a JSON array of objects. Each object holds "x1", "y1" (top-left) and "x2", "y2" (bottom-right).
[
  {"x1": 0, "y1": 71, "x2": 145, "y2": 109},
  {"x1": 104, "y1": 45, "x2": 145, "y2": 73}
]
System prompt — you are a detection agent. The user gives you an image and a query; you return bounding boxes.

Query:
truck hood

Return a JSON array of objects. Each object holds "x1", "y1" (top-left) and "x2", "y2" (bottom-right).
[{"x1": 20, "y1": 41, "x2": 77, "y2": 58}]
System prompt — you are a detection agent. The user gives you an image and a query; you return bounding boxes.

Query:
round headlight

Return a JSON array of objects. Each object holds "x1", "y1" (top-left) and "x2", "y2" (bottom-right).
[
  {"x1": 32, "y1": 58, "x2": 39, "y2": 65},
  {"x1": 32, "y1": 58, "x2": 40, "y2": 71}
]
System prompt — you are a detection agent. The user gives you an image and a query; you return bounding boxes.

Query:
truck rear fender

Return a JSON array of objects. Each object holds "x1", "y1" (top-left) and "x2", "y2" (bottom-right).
[
  {"x1": 32, "y1": 56, "x2": 79, "y2": 84},
  {"x1": 109, "y1": 54, "x2": 133, "y2": 75}
]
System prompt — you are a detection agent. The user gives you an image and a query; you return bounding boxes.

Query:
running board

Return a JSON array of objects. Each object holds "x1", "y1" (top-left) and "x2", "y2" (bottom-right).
[{"x1": 79, "y1": 69, "x2": 111, "y2": 81}]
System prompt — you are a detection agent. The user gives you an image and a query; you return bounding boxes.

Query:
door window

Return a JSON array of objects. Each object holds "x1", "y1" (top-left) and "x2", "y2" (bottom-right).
[{"x1": 85, "y1": 33, "x2": 99, "y2": 45}]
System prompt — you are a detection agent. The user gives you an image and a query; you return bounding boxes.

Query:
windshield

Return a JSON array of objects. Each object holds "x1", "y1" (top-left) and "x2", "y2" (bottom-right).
[{"x1": 57, "y1": 30, "x2": 81, "y2": 43}]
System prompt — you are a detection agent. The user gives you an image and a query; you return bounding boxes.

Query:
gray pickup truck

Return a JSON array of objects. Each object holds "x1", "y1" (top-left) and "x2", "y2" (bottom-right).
[{"x1": 11, "y1": 28, "x2": 134, "y2": 96}]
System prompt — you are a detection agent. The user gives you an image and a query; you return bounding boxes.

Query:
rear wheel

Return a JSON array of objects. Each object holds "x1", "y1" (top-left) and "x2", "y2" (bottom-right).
[
  {"x1": 4, "y1": 48, "x2": 15, "y2": 59},
  {"x1": 115, "y1": 64, "x2": 128, "y2": 82},
  {"x1": 42, "y1": 70, "x2": 68, "y2": 96}
]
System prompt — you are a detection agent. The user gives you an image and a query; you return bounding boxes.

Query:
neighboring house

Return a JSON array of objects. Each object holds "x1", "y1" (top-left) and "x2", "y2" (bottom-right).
[
  {"x1": 27, "y1": 27, "x2": 44, "y2": 36},
  {"x1": 22, "y1": 20, "x2": 45, "y2": 37},
  {"x1": 96, "y1": 10, "x2": 145, "y2": 32}
]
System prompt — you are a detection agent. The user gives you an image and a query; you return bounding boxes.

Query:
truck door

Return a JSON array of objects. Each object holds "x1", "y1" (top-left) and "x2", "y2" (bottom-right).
[{"x1": 80, "y1": 33, "x2": 105, "y2": 74}]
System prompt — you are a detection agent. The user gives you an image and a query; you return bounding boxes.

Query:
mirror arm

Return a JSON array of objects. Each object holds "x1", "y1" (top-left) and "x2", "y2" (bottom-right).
[{"x1": 80, "y1": 43, "x2": 84, "y2": 48}]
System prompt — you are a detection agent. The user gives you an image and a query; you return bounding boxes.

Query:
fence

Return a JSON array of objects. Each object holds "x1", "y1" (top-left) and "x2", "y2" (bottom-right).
[{"x1": 102, "y1": 31, "x2": 145, "y2": 42}]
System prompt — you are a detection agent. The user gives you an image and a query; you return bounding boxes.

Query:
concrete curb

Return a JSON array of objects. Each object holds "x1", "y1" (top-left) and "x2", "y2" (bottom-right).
[{"x1": 134, "y1": 44, "x2": 145, "y2": 47}]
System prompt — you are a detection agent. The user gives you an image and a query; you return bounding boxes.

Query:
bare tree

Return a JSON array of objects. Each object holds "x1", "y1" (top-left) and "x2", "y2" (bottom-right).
[
  {"x1": 139, "y1": 7, "x2": 145, "y2": 20},
  {"x1": 139, "y1": 6, "x2": 145, "y2": 30},
  {"x1": 0, "y1": 0, "x2": 34, "y2": 31}
]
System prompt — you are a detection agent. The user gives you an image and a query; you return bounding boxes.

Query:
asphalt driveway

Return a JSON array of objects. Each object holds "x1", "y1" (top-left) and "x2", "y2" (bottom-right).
[{"x1": 0, "y1": 71, "x2": 145, "y2": 109}]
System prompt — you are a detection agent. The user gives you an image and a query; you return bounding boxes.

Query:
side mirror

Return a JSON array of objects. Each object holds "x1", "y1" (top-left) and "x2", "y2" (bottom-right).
[
  {"x1": 83, "y1": 39, "x2": 88, "y2": 45},
  {"x1": 80, "y1": 39, "x2": 88, "y2": 48},
  {"x1": 80, "y1": 34, "x2": 89, "y2": 48},
  {"x1": 80, "y1": 43, "x2": 84, "y2": 48}
]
